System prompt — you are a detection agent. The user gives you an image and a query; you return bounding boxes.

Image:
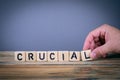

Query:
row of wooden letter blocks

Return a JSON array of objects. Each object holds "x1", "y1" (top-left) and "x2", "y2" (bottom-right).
[{"x1": 15, "y1": 50, "x2": 92, "y2": 62}]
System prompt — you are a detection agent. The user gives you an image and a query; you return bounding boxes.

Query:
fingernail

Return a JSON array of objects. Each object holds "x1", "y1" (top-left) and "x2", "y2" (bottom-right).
[{"x1": 91, "y1": 52, "x2": 96, "y2": 59}]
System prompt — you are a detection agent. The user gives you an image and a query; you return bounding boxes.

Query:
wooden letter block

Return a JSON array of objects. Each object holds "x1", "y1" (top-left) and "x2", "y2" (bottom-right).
[
  {"x1": 26, "y1": 51, "x2": 36, "y2": 61},
  {"x1": 15, "y1": 51, "x2": 25, "y2": 61},
  {"x1": 69, "y1": 51, "x2": 81, "y2": 61},
  {"x1": 81, "y1": 50, "x2": 92, "y2": 61},
  {"x1": 48, "y1": 51, "x2": 58, "y2": 62},
  {"x1": 58, "y1": 51, "x2": 69, "y2": 62},
  {"x1": 37, "y1": 51, "x2": 47, "y2": 62}
]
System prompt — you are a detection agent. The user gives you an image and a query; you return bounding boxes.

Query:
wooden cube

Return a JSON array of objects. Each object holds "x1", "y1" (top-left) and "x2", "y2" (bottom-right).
[
  {"x1": 58, "y1": 51, "x2": 69, "y2": 62},
  {"x1": 15, "y1": 51, "x2": 25, "y2": 61},
  {"x1": 48, "y1": 51, "x2": 58, "y2": 62},
  {"x1": 69, "y1": 51, "x2": 81, "y2": 61},
  {"x1": 81, "y1": 50, "x2": 92, "y2": 61},
  {"x1": 37, "y1": 51, "x2": 47, "y2": 61},
  {"x1": 26, "y1": 51, "x2": 37, "y2": 61}
]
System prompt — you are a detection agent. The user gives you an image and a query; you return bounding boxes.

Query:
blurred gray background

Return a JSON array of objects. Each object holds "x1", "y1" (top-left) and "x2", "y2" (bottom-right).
[{"x1": 0, "y1": 0, "x2": 120, "y2": 51}]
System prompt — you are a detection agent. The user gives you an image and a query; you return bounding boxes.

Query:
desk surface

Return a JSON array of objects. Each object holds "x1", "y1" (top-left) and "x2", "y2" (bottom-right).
[{"x1": 0, "y1": 52, "x2": 120, "y2": 80}]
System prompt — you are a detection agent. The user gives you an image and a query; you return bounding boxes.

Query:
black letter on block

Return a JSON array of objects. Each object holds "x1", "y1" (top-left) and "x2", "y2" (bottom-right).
[
  {"x1": 84, "y1": 52, "x2": 90, "y2": 59},
  {"x1": 50, "y1": 53, "x2": 55, "y2": 60},
  {"x1": 62, "y1": 54, "x2": 64, "y2": 60},
  {"x1": 71, "y1": 52, "x2": 77, "y2": 59},
  {"x1": 39, "y1": 53, "x2": 45, "y2": 60},
  {"x1": 17, "y1": 53, "x2": 22, "y2": 61},
  {"x1": 28, "y1": 53, "x2": 34, "y2": 60}
]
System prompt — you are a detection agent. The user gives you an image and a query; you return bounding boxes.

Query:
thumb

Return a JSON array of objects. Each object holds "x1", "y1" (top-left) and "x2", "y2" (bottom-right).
[{"x1": 90, "y1": 43, "x2": 110, "y2": 59}]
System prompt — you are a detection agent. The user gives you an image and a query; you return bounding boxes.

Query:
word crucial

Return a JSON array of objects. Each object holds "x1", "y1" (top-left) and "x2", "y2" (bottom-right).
[{"x1": 15, "y1": 50, "x2": 92, "y2": 62}]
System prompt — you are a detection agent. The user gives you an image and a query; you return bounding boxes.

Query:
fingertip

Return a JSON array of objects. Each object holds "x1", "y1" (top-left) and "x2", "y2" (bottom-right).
[
  {"x1": 83, "y1": 41, "x2": 91, "y2": 50},
  {"x1": 90, "y1": 52, "x2": 97, "y2": 60},
  {"x1": 83, "y1": 32, "x2": 94, "y2": 51},
  {"x1": 83, "y1": 47, "x2": 88, "y2": 50}
]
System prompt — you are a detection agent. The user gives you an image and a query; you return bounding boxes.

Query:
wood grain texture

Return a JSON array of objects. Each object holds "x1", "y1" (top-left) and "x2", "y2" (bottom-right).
[{"x1": 0, "y1": 51, "x2": 120, "y2": 80}]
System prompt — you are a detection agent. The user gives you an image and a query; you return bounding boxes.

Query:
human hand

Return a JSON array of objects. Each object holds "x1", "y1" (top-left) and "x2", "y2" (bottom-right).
[{"x1": 83, "y1": 24, "x2": 120, "y2": 60}]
